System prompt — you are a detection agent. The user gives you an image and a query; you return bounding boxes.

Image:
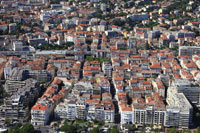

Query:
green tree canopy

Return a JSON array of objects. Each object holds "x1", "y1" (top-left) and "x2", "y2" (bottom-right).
[
  {"x1": 20, "y1": 123, "x2": 34, "y2": 133},
  {"x1": 90, "y1": 127, "x2": 99, "y2": 133},
  {"x1": 60, "y1": 124, "x2": 76, "y2": 133},
  {"x1": 4, "y1": 119, "x2": 11, "y2": 125},
  {"x1": 167, "y1": 128, "x2": 177, "y2": 133},
  {"x1": 86, "y1": 56, "x2": 110, "y2": 63},
  {"x1": 110, "y1": 128, "x2": 119, "y2": 133}
]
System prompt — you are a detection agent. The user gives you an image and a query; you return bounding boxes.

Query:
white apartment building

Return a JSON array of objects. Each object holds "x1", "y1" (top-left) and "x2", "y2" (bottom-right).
[
  {"x1": 95, "y1": 105, "x2": 105, "y2": 122},
  {"x1": 119, "y1": 104, "x2": 133, "y2": 124},
  {"x1": 54, "y1": 99, "x2": 86, "y2": 120},
  {"x1": 31, "y1": 104, "x2": 50, "y2": 126},
  {"x1": 151, "y1": 79, "x2": 165, "y2": 98},
  {"x1": 76, "y1": 100, "x2": 86, "y2": 119},
  {"x1": 66, "y1": 100, "x2": 78, "y2": 120},
  {"x1": 127, "y1": 14, "x2": 149, "y2": 22},
  {"x1": 104, "y1": 109, "x2": 115, "y2": 123},
  {"x1": 54, "y1": 102, "x2": 67, "y2": 120},
  {"x1": 86, "y1": 100, "x2": 115, "y2": 122},
  {"x1": 165, "y1": 106, "x2": 183, "y2": 128},
  {"x1": 132, "y1": 104, "x2": 165, "y2": 125},
  {"x1": 87, "y1": 105, "x2": 96, "y2": 121},
  {"x1": 167, "y1": 85, "x2": 193, "y2": 128},
  {"x1": 170, "y1": 79, "x2": 200, "y2": 107},
  {"x1": 100, "y1": 77, "x2": 111, "y2": 93},
  {"x1": 65, "y1": 34, "x2": 78, "y2": 43}
]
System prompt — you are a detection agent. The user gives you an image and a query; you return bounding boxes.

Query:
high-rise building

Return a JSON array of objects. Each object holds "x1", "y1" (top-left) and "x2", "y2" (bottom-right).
[
  {"x1": 166, "y1": 85, "x2": 193, "y2": 128},
  {"x1": 170, "y1": 79, "x2": 200, "y2": 107}
]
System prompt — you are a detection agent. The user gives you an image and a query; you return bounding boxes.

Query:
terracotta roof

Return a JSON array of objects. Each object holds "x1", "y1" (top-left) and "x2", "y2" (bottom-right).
[
  {"x1": 120, "y1": 104, "x2": 132, "y2": 111},
  {"x1": 32, "y1": 104, "x2": 48, "y2": 111}
]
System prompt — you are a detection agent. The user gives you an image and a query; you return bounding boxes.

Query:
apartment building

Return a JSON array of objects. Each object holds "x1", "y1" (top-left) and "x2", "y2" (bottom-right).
[
  {"x1": 170, "y1": 79, "x2": 200, "y2": 107},
  {"x1": 57, "y1": 67, "x2": 70, "y2": 77},
  {"x1": 31, "y1": 104, "x2": 50, "y2": 125},
  {"x1": 165, "y1": 106, "x2": 184, "y2": 128},
  {"x1": 104, "y1": 107, "x2": 115, "y2": 122},
  {"x1": 132, "y1": 105, "x2": 165, "y2": 125},
  {"x1": 99, "y1": 77, "x2": 110, "y2": 93},
  {"x1": 8, "y1": 67, "x2": 28, "y2": 81},
  {"x1": 152, "y1": 78, "x2": 165, "y2": 98},
  {"x1": 67, "y1": 99, "x2": 77, "y2": 120},
  {"x1": 179, "y1": 46, "x2": 200, "y2": 56},
  {"x1": 0, "y1": 79, "x2": 40, "y2": 121},
  {"x1": 54, "y1": 98, "x2": 87, "y2": 120},
  {"x1": 70, "y1": 61, "x2": 81, "y2": 81},
  {"x1": 73, "y1": 81, "x2": 94, "y2": 95},
  {"x1": 83, "y1": 61, "x2": 101, "y2": 79},
  {"x1": 87, "y1": 104, "x2": 96, "y2": 121},
  {"x1": 102, "y1": 61, "x2": 112, "y2": 78},
  {"x1": 54, "y1": 102, "x2": 67, "y2": 120},
  {"x1": 95, "y1": 104, "x2": 105, "y2": 122},
  {"x1": 28, "y1": 69, "x2": 52, "y2": 82},
  {"x1": 127, "y1": 14, "x2": 149, "y2": 22},
  {"x1": 0, "y1": 95, "x2": 29, "y2": 121},
  {"x1": 5, "y1": 67, "x2": 51, "y2": 93},
  {"x1": 132, "y1": 93, "x2": 166, "y2": 125},
  {"x1": 76, "y1": 100, "x2": 86, "y2": 119},
  {"x1": 167, "y1": 85, "x2": 193, "y2": 128},
  {"x1": 31, "y1": 77, "x2": 67, "y2": 125},
  {"x1": 119, "y1": 104, "x2": 133, "y2": 124},
  {"x1": 52, "y1": 59, "x2": 75, "y2": 69},
  {"x1": 95, "y1": 101, "x2": 115, "y2": 123},
  {"x1": 119, "y1": 88, "x2": 191, "y2": 128},
  {"x1": 5, "y1": 80, "x2": 26, "y2": 93},
  {"x1": 84, "y1": 96, "x2": 115, "y2": 122}
]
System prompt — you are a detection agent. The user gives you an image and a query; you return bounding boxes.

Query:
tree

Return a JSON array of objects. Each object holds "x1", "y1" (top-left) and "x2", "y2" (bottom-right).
[
  {"x1": 150, "y1": 123, "x2": 154, "y2": 128},
  {"x1": 8, "y1": 123, "x2": 22, "y2": 133},
  {"x1": 8, "y1": 127, "x2": 20, "y2": 133},
  {"x1": 60, "y1": 125, "x2": 68, "y2": 132},
  {"x1": 184, "y1": 129, "x2": 191, "y2": 133},
  {"x1": 190, "y1": 28, "x2": 200, "y2": 36},
  {"x1": 85, "y1": 56, "x2": 110, "y2": 64},
  {"x1": 20, "y1": 123, "x2": 34, "y2": 133},
  {"x1": 112, "y1": 19, "x2": 125, "y2": 27},
  {"x1": 110, "y1": 128, "x2": 119, "y2": 133},
  {"x1": 60, "y1": 124, "x2": 76, "y2": 133},
  {"x1": 145, "y1": 43, "x2": 150, "y2": 50},
  {"x1": 117, "y1": 12, "x2": 127, "y2": 17},
  {"x1": 0, "y1": 87, "x2": 3, "y2": 97},
  {"x1": 75, "y1": 119, "x2": 87, "y2": 123},
  {"x1": 53, "y1": 122, "x2": 58, "y2": 127},
  {"x1": 0, "y1": 29, "x2": 8, "y2": 35},
  {"x1": 4, "y1": 119, "x2": 11, "y2": 126},
  {"x1": 50, "y1": 0, "x2": 61, "y2": 4},
  {"x1": 46, "y1": 31, "x2": 51, "y2": 37},
  {"x1": 90, "y1": 127, "x2": 99, "y2": 133},
  {"x1": 141, "y1": 123, "x2": 146, "y2": 131},
  {"x1": 86, "y1": 39, "x2": 92, "y2": 44},
  {"x1": 160, "y1": 125, "x2": 164, "y2": 131},
  {"x1": 16, "y1": 123, "x2": 22, "y2": 128},
  {"x1": 127, "y1": 124, "x2": 136, "y2": 131},
  {"x1": 194, "y1": 127, "x2": 200, "y2": 133},
  {"x1": 167, "y1": 128, "x2": 177, "y2": 133},
  {"x1": 126, "y1": 17, "x2": 135, "y2": 28},
  {"x1": 198, "y1": 127, "x2": 200, "y2": 131}
]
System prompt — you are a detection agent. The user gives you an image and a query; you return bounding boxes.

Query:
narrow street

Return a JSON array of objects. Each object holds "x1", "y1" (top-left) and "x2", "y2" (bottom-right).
[{"x1": 110, "y1": 80, "x2": 120, "y2": 124}]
